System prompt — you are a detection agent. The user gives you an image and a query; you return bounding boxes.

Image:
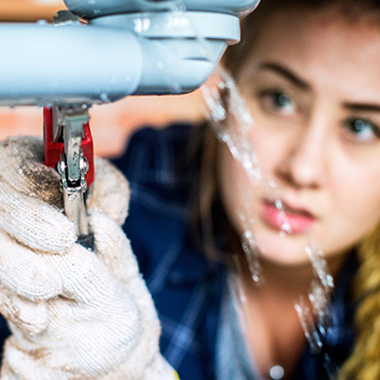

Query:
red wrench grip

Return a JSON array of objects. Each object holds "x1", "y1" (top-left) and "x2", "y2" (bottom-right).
[{"x1": 43, "y1": 107, "x2": 94, "y2": 187}]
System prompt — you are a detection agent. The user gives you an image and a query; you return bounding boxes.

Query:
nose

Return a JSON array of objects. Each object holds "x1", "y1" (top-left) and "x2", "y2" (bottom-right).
[{"x1": 275, "y1": 118, "x2": 328, "y2": 190}]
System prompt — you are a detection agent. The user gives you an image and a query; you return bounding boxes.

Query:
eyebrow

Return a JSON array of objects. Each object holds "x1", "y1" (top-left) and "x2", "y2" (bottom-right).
[
  {"x1": 259, "y1": 62, "x2": 311, "y2": 91},
  {"x1": 343, "y1": 103, "x2": 380, "y2": 113},
  {"x1": 259, "y1": 63, "x2": 380, "y2": 112}
]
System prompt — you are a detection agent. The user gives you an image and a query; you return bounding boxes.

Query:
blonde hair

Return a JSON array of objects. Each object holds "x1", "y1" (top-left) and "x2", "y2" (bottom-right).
[{"x1": 338, "y1": 225, "x2": 380, "y2": 380}]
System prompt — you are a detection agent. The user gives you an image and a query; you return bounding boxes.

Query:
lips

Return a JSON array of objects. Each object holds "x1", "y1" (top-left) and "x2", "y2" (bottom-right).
[{"x1": 260, "y1": 199, "x2": 316, "y2": 234}]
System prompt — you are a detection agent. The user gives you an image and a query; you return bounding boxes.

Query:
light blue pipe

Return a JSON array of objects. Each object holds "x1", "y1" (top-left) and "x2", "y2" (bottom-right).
[
  {"x1": 0, "y1": 0, "x2": 261, "y2": 106},
  {"x1": 64, "y1": 0, "x2": 260, "y2": 18},
  {"x1": 91, "y1": 11, "x2": 241, "y2": 94},
  {"x1": 0, "y1": 23, "x2": 143, "y2": 106}
]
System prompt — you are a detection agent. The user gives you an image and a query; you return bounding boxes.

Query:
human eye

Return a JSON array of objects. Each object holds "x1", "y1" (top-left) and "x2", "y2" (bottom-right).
[
  {"x1": 257, "y1": 88, "x2": 297, "y2": 116},
  {"x1": 342, "y1": 117, "x2": 380, "y2": 143}
]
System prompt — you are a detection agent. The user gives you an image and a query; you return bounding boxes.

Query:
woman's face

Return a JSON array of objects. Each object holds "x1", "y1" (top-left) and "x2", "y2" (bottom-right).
[{"x1": 219, "y1": 7, "x2": 380, "y2": 265}]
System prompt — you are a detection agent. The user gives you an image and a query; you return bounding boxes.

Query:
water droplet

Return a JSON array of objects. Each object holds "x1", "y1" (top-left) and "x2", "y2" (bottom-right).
[
  {"x1": 241, "y1": 230, "x2": 263, "y2": 284},
  {"x1": 294, "y1": 299, "x2": 323, "y2": 354},
  {"x1": 280, "y1": 221, "x2": 292, "y2": 234},
  {"x1": 269, "y1": 365, "x2": 285, "y2": 380},
  {"x1": 99, "y1": 92, "x2": 110, "y2": 103},
  {"x1": 171, "y1": 82, "x2": 182, "y2": 93}
]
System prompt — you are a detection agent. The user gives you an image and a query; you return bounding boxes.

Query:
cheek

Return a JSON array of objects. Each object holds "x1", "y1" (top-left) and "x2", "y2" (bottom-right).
[
  {"x1": 249, "y1": 126, "x2": 289, "y2": 178},
  {"x1": 310, "y1": 160, "x2": 380, "y2": 260},
  {"x1": 330, "y1": 169, "x2": 380, "y2": 238}
]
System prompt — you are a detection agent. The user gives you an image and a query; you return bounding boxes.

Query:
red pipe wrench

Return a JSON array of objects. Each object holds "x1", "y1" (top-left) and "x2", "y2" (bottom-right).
[{"x1": 43, "y1": 105, "x2": 95, "y2": 248}]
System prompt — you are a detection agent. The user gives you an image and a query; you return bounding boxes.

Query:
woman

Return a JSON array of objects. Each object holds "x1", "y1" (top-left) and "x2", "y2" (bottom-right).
[
  {"x1": 112, "y1": 1, "x2": 380, "y2": 379},
  {"x1": 215, "y1": 1, "x2": 380, "y2": 378},
  {"x1": 220, "y1": 1, "x2": 380, "y2": 379},
  {"x1": 0, "y1": 0, "x2": 379, "y2": 379}
]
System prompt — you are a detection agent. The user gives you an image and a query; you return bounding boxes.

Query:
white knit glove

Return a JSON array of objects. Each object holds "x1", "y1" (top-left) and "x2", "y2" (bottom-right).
[{"x1": 0, "y1": 136, "x2": 177, "y2": 380}]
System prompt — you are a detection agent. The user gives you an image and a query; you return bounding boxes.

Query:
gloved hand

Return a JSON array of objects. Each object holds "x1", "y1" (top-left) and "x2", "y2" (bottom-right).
[{"x1": 0, "y1": 136, "x2": 176, "y2": 380}]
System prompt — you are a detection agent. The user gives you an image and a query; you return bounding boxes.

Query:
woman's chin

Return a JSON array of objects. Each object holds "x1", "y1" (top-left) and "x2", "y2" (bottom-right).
[{"x1": 251, "y1": 226, "x2": 316, "y2": 267}]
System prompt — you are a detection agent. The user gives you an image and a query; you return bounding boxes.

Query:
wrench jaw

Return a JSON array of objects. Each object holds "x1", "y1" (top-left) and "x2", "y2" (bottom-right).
[{"x1": 44, "y1": 105, "x2": 95, "y2": 249}]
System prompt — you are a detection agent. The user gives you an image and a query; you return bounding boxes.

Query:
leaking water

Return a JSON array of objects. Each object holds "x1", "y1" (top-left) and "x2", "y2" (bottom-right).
[
  {"x1": 99, "y1": 92, "x2": 111, "y2": 103},
  {"x1": 294, "y1": 237, "x2": 334, "y2": 353},
  {"x1": 201, "y1": 63, "x2": 336, "y2": 371},
  {"x1": 241, "y1": 229, "x2": 262, "y2": 284},
  {"x1": 202, "y1": 68, "x2": 261, "y2": 185},
  {"x1": 36, "y1": 19, "x2": 48, "y2": 26}
]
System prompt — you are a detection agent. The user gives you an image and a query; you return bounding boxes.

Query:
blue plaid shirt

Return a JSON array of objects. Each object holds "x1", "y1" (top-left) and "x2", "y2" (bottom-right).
[{"x1": 112, "y1": 124, "x2": 357, "y2": 380}]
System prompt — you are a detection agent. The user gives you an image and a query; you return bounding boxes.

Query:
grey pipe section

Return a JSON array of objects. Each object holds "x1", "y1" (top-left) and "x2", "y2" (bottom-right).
[
  {"x1": 0, "y1": 11, "x2": 239, "y2": 107},
  {"x1": 0, "y1": 23, "x2": 143, "y2": 106},
  {"x1": 64, "y1": 0, "x2": 261, "y2": 19}
]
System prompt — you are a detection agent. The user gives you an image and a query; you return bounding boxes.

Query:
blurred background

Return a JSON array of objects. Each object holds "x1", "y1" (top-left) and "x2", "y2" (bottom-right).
[{"x1": 0, "y1": 0, "x2": 205, "y2": 157}]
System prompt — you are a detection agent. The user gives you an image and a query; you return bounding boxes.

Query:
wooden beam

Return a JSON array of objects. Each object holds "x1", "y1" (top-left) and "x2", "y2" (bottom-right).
[{"x1": 0, "y1": 0, "x2": 65, "y2": 22}]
